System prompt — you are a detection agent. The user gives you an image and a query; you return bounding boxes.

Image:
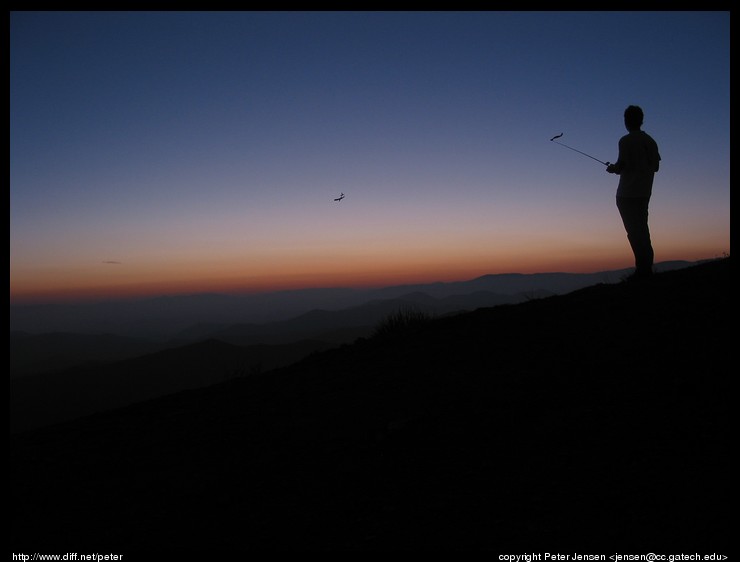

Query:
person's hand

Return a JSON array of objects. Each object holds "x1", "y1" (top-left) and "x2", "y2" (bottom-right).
[{"x1": 606, "y1": 163, "x2": 616, "y2": 173}]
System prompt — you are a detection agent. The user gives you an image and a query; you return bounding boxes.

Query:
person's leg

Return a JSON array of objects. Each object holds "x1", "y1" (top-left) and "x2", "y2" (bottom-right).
[{"x1": 616, "y1": 196, "x2": 653, "y2": 277}]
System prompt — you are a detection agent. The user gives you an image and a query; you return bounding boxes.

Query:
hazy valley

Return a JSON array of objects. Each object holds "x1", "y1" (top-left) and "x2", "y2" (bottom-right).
[{"x1": 10, "y1": 260, "x2": 704, "y2": 433}]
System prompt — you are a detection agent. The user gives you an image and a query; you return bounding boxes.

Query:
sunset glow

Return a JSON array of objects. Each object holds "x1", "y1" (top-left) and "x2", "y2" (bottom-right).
[{"x1": 10, "y1": 12, "x2": 730, "y2": 305}]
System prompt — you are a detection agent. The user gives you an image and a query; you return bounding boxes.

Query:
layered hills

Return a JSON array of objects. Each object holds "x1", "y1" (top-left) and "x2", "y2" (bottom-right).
[
  {"x1": 10, "y1": 258, "x2": 731, "y2": 553},
  {"x1": 10, "y1": 260, "x2": 702, "y2": 434}
]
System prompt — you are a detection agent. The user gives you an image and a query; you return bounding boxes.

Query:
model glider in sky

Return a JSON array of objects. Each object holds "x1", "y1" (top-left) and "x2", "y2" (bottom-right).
[{"x1": 550, "y1": 132, "x2": 609, "y2": 166}]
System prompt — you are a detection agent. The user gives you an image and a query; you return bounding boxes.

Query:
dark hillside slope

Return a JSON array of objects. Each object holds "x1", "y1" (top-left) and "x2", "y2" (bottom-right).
[{"x1": 10, "y1": 258, "x2": 731, "y2": 553}]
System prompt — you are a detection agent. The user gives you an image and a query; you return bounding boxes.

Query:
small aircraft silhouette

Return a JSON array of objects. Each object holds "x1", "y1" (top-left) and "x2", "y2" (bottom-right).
[{"x1": 334, "y1": 193, "x2": 345, "y2": 202}]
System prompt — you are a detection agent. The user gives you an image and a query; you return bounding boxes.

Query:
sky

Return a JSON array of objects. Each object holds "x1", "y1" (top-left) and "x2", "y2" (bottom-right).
[{"x1": 10, "y1": 11, "x2": 730, "y2": 304}]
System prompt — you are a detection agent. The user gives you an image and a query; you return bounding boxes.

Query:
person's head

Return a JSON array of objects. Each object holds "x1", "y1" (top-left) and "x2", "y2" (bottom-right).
[{"x1": 624, "y1": 105, "x2": 644, "y2": 131}]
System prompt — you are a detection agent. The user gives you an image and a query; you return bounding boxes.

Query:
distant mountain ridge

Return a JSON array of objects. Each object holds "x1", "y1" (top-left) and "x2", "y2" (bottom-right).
[
  {"x1": 193, "y1": 290, "x2": 518, "y2": 347},
  {"x1": 8, "y1": 260, "x2": 694, "y2": 379},
  {"x1": 9, "y1": 260, "x2": 700, "y2": 339},
  {"x1": 7, "y1": 259, "x2": 718, "y2": 435},
  {"x1": 8, "y1": 291, "x2": 520, "y2": 431},
  {"x1": 9, "y1": 290, "x2": 515, "y2": 380},
  {"x1": 7, "y1": 259, "x2": 704, "y2": 391}
]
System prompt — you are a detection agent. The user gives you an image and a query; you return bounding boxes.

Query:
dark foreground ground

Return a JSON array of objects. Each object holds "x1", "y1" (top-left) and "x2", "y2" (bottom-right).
[{"x1": 10, "y1": 258, "x2": 731, "y2": 555}]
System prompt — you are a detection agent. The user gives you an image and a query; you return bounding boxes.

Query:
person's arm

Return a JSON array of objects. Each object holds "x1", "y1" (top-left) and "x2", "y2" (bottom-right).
[{"x1": 606, "y1": 138, "x2": 625, "y2": 174}]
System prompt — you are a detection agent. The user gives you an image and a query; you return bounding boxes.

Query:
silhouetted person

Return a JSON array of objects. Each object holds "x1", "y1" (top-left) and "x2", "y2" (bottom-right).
[{"x1": 606, "y1": 105, "x2": 661, "y2": 279}]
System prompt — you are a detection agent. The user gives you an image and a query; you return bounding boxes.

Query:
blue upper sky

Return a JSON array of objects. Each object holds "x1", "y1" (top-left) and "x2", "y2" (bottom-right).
[{"x1": 10, "y1": 11, "x2": 730, "y2": 303}]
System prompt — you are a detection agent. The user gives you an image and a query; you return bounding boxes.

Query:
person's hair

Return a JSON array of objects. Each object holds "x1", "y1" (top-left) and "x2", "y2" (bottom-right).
[{"x1": 624, "y1": 105, "x2": 644, "y2": 130}]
